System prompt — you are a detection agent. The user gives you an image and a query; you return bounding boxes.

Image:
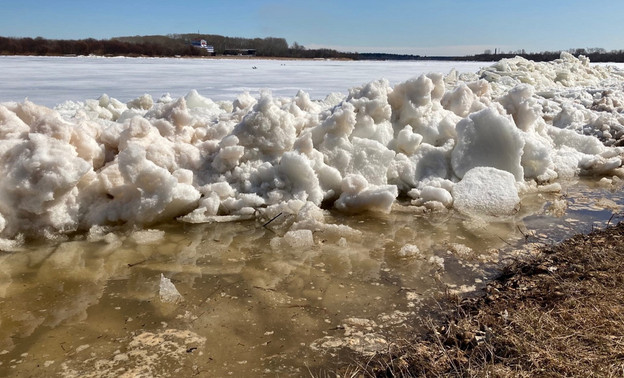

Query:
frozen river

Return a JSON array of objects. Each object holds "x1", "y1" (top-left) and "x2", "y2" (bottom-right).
[
  {"x1": 1, "y1": 55, "x2": 624, "y2": 376},
  {"x1": 0, "y1": 56, "x2": 486, "y2": 106}
]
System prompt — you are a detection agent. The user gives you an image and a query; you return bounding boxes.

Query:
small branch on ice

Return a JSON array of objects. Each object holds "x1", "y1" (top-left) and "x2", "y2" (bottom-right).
[
  {"x1": 253, "y1": 286, "x2": 276, "y2": 292},
  {"x1": 128, "y1": 259, "x2": 147, "y2": 268},
  {"x1": 517, "y1": 225, "x2": 531, "y2": 242},
  {"x1": 262, "y1": 212, "x2": 283, "y2": 228},
  {"x1": 497, "y1": 236, "x2": 513, "y2": 247}
]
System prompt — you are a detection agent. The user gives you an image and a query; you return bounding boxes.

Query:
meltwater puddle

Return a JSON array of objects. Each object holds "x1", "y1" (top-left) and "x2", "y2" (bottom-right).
[{"x1": 0, "y1": 179, "x2": 622, "y2": 377}]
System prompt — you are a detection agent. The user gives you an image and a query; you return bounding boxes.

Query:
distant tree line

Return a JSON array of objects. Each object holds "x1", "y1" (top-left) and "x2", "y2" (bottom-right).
[
  {"x1": 0, "y1": 36, "x2": 205, "y2": 57},
  {"x1": 116, "y1": 34, "x2": 290, "y2": 57},
  {"x1": 2, "y1": 35, "x2": 624, "y2": 62},
  {"x1": 117, "y1": 34, "x2": 358, "y2": 59},
  {"x1": 463, "y1": 47, "x2": 624, "y2": 62},
  {"x1": 0, "y1": 34, "x2": 356, "y2": 59},
  {"x1": 357, "y1": 53, "x2": 422, "y2": 60}
]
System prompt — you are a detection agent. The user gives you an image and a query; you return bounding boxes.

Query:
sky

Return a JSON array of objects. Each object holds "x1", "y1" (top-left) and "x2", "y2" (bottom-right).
[{"x1": 0, "y1": 0, "x2": 623, "y2": 56}]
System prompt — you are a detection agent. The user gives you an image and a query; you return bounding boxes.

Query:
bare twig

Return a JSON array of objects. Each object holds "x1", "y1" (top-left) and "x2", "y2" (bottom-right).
[
  {"x1": 262, "y1": 212, "x2": 282, "y2": 228},
  {"x1": 128, "y1": 259, "x2": 147, "y2": 267}
]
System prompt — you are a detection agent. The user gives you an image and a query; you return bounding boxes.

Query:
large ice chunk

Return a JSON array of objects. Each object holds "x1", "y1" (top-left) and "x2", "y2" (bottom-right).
[
  {"x1": 452, "y1": 167, "x2": 520, "y2": 217},
  {"x1": 334, "y1": 174, "x2": 398, "y2": 213},
  {"x1": 451, "y1": 108, "x2": 525, "y2": 181}
]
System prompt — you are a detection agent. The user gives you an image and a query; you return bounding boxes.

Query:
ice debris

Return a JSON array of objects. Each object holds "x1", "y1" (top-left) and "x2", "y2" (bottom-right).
[
  {"x1": 159, "y1": 274, "x2": 183, "y2": 303},
  {"x1": 0, "y1": 53, "x2": 623, "y2": 239},
  {"x1": 398, "y1": 244, "x2": 421, "y2": 258}
]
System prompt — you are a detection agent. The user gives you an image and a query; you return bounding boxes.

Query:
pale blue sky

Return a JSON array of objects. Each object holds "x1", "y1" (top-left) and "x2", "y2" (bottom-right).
[{"x1": 1, "y1": 0, "x2": 623, "y2": 56}]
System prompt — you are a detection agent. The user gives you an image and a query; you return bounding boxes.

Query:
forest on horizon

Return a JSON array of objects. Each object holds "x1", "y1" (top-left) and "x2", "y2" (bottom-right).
[{"x1": 2, "y1": 34, "x2": 624, "y2": 62}]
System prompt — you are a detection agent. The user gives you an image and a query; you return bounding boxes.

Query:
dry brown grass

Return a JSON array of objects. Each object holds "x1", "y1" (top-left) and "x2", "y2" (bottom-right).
[{"x1": 354, "y1": 222, "x2": 624, "y2": 377}]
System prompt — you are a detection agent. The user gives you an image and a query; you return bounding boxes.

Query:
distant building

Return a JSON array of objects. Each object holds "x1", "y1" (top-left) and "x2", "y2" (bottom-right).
[
  {"x1": 191, "y1": 40, "x2": 215, "y2": 55},
  {"x1": 223, "y1": 48, "x2": 256, "y2": 56}
]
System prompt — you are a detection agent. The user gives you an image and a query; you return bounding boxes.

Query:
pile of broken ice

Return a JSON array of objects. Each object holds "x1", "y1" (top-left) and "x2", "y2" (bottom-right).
[{"x1": 1, "y1": 52, "x2": 623, "y2": 241}]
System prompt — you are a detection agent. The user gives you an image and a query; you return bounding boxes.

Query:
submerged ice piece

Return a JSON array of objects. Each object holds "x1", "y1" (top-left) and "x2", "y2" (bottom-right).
[{"x1": 159, "y1": 273, "x2": 183, "y2": 303}]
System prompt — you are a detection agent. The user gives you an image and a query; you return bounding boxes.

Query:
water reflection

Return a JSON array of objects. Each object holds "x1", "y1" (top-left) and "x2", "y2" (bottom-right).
[{"x1": 0, "y1": 179, "x2": 622, "y2": 376}]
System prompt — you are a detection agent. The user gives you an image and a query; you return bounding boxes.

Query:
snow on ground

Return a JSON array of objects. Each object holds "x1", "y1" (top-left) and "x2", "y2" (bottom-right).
[{"x1": 0, "y1": 53, "x2": 623, "y2": 242}]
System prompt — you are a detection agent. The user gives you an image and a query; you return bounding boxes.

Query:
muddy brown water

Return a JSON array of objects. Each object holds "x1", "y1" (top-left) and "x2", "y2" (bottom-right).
[{"x1": 0, "y1": 179, "x2": 622, "y2": 377}]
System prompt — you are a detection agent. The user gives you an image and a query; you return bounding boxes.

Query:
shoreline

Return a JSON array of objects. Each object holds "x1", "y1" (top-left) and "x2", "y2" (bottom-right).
[
  {"x1": 356, "y1": 221, "x2": 624, "y2": 376},
  {"x1": 0, "y1": 53, "x2": 480, "y2": 62},
  {"x1": 2, "y1": 54, "x2": 624, "y2": 67},
  {"x1": 0, "y1": 53, "x2": 356, "y2": 61}
]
